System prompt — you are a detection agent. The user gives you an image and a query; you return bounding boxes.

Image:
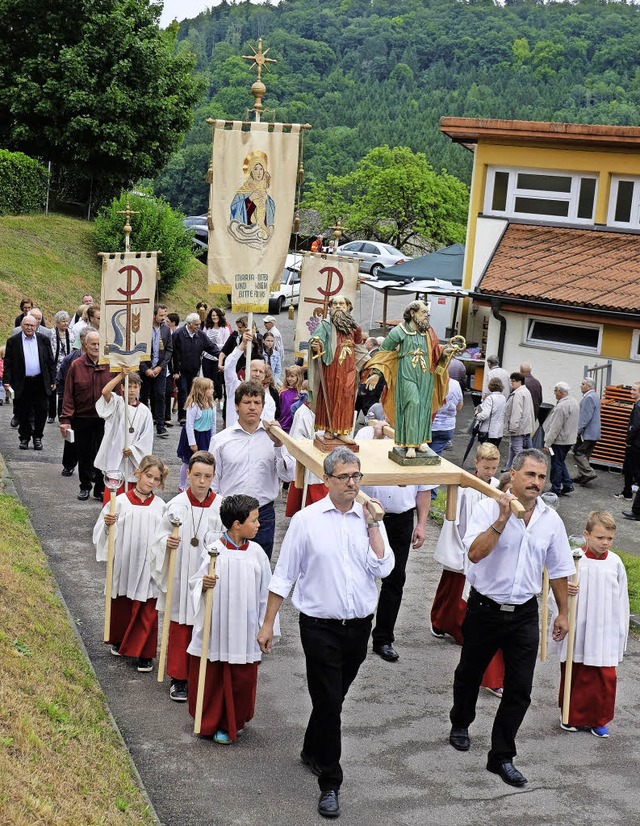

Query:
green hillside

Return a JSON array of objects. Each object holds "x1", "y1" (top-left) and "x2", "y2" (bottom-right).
[
  {"x1": 0, "y1": 214, "x2": 209, "y2": 341},
  {"x1": 155, "y1": 0, "x2": 640, "y2": 215}
]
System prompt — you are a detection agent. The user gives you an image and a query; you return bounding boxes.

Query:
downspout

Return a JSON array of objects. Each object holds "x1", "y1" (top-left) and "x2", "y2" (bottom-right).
[{"x1": 490, "y1": 297, "x2": 507, "y2": 365}]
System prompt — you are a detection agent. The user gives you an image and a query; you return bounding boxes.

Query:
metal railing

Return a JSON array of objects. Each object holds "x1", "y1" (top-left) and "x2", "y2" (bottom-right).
[{"x1": 583, "y1": 359, "x2": 612, "y2": 397}]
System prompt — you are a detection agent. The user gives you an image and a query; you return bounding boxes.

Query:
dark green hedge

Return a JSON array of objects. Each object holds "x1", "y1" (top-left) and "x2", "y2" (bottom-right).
[{"x1": 0, "y1": 149, "x2": 48, "y2": 215}]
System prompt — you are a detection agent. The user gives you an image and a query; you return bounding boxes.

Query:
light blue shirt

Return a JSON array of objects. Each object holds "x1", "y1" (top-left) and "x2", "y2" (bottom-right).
[
  {"x1": 151, "y1": 326, "x2": 160, "y2": 368},
  {"x1": 22, "y1": 333, "x2": 41, "y2": 377}
]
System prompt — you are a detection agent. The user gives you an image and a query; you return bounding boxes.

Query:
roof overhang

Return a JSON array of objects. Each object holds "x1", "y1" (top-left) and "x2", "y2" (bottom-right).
[{"x1": 440, "y1": 117, "x2": 640, "y2": 152}]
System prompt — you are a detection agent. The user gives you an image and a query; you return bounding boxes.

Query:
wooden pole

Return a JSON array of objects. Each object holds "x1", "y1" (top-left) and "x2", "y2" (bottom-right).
[
  {"x1": 194, "y1": 548, "x2": 220, "y2": 734},
  {"x1": 561, "y1": 550, "x2": 582, "y2": 725},
  {"x1": 103, "y1": 489, "x2": 118, "y2": 643},
  {"x1": 540, "y1": 567, "x2": 549, "y2": 662},
  {"x1": 157, "y1": 518, "x2": 182, "y2": 683},
  {"x1": 246, "y1": 312, "x2": 253, "y2": 382},
  {"x1": 123, "y1": 373, "x2": 130, "y2": 492}
]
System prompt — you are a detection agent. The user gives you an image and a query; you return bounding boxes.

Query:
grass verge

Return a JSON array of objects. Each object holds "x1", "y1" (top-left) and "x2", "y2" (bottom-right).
[
  {"x1": 0, "y1": 494, "x2": 156, "y2": 825},
  {"x1": 0, "y1": 213, "x2": 209, "y2": 341}
]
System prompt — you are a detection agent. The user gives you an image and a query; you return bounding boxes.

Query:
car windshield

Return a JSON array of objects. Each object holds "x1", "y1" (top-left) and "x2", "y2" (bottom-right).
[{"x1": 382, "y1": 244, "x2": 404, "y2": 255}]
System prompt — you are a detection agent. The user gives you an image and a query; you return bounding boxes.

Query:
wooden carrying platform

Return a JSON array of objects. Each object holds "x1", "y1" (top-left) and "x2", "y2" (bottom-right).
[{"x1": 270, "y1": 426, "x2": 524, "y2": 520}]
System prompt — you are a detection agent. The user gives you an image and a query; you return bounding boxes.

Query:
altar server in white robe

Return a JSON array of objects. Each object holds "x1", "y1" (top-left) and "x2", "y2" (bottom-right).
[
  {"x1": 94, "y1": 455, "x2": 168, "y2": 673},
  {"x1": 95, "y1": 369, "x2": 154, "y2": 498},
  {"x1": 551, "y1": 510, "x2": 629, "y2": 738},
  {"x1": 186, "y1": 494, "x2": 278, "y2": 744},
  {"x1": 151, "y1": 451, "x2": 223, "y2": 703}
]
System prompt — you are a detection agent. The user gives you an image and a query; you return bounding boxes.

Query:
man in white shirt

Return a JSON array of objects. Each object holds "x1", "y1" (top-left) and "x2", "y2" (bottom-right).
[
  {"x1": 358, "y1": 407, "x2": 433, "y2": 662},
  {"x1": 263, "y1": 314, "x2": 284, "y2": 360},
  {"x1": 209, "y1": 380, "x2": 294, "y2": 559},
  {"x1": 223, "y1": 331, "x2": 275, "y2": 427},
  {"x1": 258, "y1": 447, "x2": 394, "y2": 820},
  {"x1": 448, "y1": 449, "x2": 574, "y2": 788}
]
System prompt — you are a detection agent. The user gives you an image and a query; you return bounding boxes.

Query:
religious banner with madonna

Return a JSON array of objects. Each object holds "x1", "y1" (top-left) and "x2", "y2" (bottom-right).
[
  {"x1": 98, "y1": 251, "x2": 157, "y2": 368},
  {"x1": 207, "y1": 120, "x2": 302, "y2": 312},
  {"x1": 294, "y1": 252, "x2": 361, "y2": 359}
]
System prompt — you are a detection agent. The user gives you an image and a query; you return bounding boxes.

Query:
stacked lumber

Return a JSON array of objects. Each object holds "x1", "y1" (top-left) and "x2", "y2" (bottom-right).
[{"x1": 590, "y1": 385, "x2": 634, "y2": 470}]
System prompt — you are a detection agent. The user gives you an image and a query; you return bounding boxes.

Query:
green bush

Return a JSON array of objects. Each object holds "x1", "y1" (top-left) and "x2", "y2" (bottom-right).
[
  {"x1": 93, "y1": 192, "x2": 194, "y2": 293},
  {"x1": 0, "y1": 149, "x2": 48, "y2": 215}
]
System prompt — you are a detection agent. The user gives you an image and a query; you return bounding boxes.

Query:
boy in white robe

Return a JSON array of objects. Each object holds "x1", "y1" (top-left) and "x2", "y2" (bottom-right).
[
  {"x1": 187, "y1": 494, "x2": 276, "y2": 743},
  {"x1": 553, "y1": 510, "x2": 629, "y2": 737},
  {"x1": 151, "y1": 451, "x2": 223, "y2": 702},
  {"x1": 94, "y1": 455, "x2": 168, "y2": 672},
  {"x1": 95, "y1": 369, "x2": 154, "y2": 496}
]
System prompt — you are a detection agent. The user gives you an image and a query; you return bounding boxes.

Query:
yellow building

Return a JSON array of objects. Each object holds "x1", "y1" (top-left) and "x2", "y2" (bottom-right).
[{"x1": 440, "y1": 118, "x2": 640, "y2": 397}]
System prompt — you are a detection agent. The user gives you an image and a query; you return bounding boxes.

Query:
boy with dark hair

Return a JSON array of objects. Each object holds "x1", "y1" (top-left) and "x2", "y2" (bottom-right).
[
  {"x1": 187, "y1": 494, "x2": 276, "y2": 743},
  {"x1": 151, "y1": 451, "x2": 223, "y2": 702}
]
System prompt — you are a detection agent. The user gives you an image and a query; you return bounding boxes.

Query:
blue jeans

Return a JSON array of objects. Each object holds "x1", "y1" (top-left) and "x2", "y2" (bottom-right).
[
  {"x1": 550, "y1": 444, "x2": 573, "y2": 493},
  {"x1": 507, "y1": 434, "x2": 532, "y2": 469},
  {"x1": 430, "y1": 429, "x2": 454, "y2": 456},
  {"x1": 255, "y1": 501, "x2": 275, "y2": 560}
]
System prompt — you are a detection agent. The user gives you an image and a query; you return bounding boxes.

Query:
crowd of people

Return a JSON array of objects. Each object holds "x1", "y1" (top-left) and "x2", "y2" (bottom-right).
[{"x1": 0, "y1": 292, "x2": 636, "y2": 819}]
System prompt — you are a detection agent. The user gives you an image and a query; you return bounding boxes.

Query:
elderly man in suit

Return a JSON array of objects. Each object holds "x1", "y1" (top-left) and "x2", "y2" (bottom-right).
[
  {"x1": 139, "y1": 304, "x2": 174, "y2": 439},
  {"x1": 3, "y1": 315, "x2": 56, "y2": 450},
  {"x1": 172, "y1": 312, "x2": 219, "y2": 425},
  {"x1": 572, "y1": 377, "x2": 601, "y2": 486}
]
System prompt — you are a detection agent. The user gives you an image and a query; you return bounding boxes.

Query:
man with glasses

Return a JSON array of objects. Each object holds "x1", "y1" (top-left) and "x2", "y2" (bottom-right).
[
  {"x1": 3, "y1": 315, "x2": 56, "y2": 450},
  {"x1": 258, "y1": 447, "x2": 394, "y2": 820}
]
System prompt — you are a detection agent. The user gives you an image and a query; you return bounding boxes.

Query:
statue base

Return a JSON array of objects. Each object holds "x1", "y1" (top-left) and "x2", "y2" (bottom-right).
[
  {"x1": 313, "y1": 434, "x2": 360, "y2": 454},
  {"x1": 388, "y1": 445, "x2": 441, "y2": 466}
]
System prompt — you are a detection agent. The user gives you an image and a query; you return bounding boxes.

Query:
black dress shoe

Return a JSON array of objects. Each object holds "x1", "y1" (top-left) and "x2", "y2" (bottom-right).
[
  {"x1": 10, "y1": 416, "x2": 18, "y2": 428},
  {"x1": 318, "y1": 789, "x2": 340, "y2": 818},
  {"x1": 77, "y1": 489, "x2": 90, "y2": 501},
  {"x1": 622, "y1": 512, "x2": 640, "y2": 521},
  {"x1": 373, "y1": 642, "x2": 399, "y2": 662},
  {"x1": 300, "y1": 750, "x2": 321, "y2": 777},
  {"x1": 487, "y1": 759, "x2": 527, "y2": 787},
  {"x1": 449, "y1": 726, "x2": 470, "y2": 751},
  {"x1": 61, "y1": 468, "x2": 74, "y2": 477},
  {"x1": 33, "y1": 438, "x2": 43, "y2": 450},
  {"x1": 19, "y1": 439, "x2": 29, "y2": 450},
  {"x1": 156, "y1": 425, "x2": 168, "y2": 438},
  {"x1": 47, "y1": 417, "x2": 55, "y2": 424}
]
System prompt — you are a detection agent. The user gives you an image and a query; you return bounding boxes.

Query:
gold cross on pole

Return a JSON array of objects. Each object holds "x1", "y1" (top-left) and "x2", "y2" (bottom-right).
[
  {"x1": 116, "y1": 203, "x2": 141, "y2": 252},
  {"x1": 242, "y1": 38, "x2": 277, "y2": 114}
]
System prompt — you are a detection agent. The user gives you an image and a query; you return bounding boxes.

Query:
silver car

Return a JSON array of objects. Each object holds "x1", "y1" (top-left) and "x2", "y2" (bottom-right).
[{"x1": 335, "y1": 240, "x2": 411, "y2": 277}]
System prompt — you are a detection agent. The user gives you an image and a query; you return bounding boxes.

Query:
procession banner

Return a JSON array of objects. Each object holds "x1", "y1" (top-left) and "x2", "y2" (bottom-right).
[
  {"x1": 207, "y1": 120, "x2": 301, "y2": 312},
  {"x1": 294, "y1": 252, "x2": 361, "y2": 358},
  {"x1": 98, "y1": 251, "x2": 157, "y2": 369}
]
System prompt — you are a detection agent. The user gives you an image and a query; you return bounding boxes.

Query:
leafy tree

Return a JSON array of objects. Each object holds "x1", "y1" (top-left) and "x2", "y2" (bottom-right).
[
  {"x1": 0, "y1": 0, "x2": 203, "y2": 202},
  {"x1": 302, "y1": 146, "x2": 468, "y2": 250},
  {"x1": 93, "y1": 192, "x2": 194, "y2": 293}
]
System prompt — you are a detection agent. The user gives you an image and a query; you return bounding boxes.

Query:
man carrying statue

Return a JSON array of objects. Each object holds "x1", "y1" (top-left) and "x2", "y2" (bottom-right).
[
  {"x1": 363, "y1": 300, "x2": 456, "y2": 460},
  {"x1": 307, "y1": 295, "x2": 368, "y2": 445}
]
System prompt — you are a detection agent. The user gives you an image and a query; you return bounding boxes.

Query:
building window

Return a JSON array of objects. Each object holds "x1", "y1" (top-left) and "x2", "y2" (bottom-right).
[
  {"x1": 484, "y1": 167, "x2": 597, "y2": 225},
  {"x1": 631, "y1": 330, "x2": 640, "y2": 361},
  {"x1": 608, "y1": 176, "x2": 640, "y2": 227},
  {"x1": 524, "y1": 317, "x2": 602, "y2": 354}
]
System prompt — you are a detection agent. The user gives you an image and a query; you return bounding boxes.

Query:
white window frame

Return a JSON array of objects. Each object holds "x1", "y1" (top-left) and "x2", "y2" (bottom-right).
[
  {"x1": 484, "y1": 166, "x2": 597, "y2": 225},
  {"x1": 607, "y1": 175, "x2": 640, "y2": 228},
  {"x1": 631, "y1": 329, "x2": 640, "y2": 361},
  {"x1": 523, "y1": 315, "x2": 602, "y2": 355}
]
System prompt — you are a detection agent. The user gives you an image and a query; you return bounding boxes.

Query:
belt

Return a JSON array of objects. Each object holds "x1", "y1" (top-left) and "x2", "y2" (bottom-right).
[
  {"x1": 469, "y1": 587, "x2": 536, "y2": 614},
  {"x1": 300, "y1": 612, "x2": 373, "y2": 627}
]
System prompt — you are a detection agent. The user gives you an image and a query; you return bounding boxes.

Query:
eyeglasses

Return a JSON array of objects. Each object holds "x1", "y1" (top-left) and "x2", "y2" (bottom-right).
[{"x1": 328, "y1": 472, "x2": 363, "y2": 483}]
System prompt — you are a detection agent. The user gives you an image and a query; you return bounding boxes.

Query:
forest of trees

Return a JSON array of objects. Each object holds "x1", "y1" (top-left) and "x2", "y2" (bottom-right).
[{"x1": 154, "y1": 0, "x2": 640, "y2": 217}]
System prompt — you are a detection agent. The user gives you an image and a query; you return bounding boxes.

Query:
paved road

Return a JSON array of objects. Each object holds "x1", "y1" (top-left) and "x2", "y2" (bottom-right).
[{"x1": 1, "y1": 286, "x2": 639, "y2": 825}]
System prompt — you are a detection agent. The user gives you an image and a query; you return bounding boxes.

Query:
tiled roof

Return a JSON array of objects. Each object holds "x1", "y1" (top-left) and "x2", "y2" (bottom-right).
[{"x1": 476, "y1": 223, "x2": 640, "y2": 313}]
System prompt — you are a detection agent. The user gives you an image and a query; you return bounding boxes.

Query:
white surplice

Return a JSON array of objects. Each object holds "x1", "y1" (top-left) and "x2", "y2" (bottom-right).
[{"x1": 95, "y1": 395, "x2": 154, "y2": 483}]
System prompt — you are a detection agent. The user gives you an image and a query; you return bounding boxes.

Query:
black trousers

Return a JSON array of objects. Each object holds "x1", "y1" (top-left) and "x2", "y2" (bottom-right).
[
  {"x1": 450, "y1": 589, "x2": 539, "y2": 762},
  {"x1": 140, "y1": 371, "x2": 167, "y2": 428},
  {"x1": 177, "y1": 372, "x2": 197, "y2": 421},
  {"x1": 372, "y1": 508, "x2": 414, "y2": 646},
  {"x1": 72, "y1": 416, "x2": 105, "y2": 495},
  {"x1": 299, "y1": 613, "x2": 372, "y2": 791},
  {"x1": 622, "y1": 444, "x2": 640, "y2": 515},
  {"x1": 15, "y1": 377, "x2": 48, "y2": 441}
]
